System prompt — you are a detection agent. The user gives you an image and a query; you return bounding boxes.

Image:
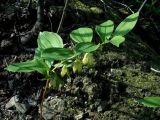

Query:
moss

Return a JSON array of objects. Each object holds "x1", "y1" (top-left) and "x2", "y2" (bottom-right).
[
  {"x1": 93, "y1": 32, "x2": 160, "y2": 119},
  {"x1": 68, "y1": 0, "x2": 103, "y2": 14}
]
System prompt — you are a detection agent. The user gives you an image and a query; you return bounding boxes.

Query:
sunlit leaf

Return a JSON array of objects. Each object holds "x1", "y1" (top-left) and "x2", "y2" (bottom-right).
[
  {"x1": 41, "y1": 48, "x2": 74, "y2": 60},
  {"x1": 110, "y1": 36, "x2": 125, "y2": 47},
  {"x1": 138, "y1": 97, "x2": 160, "y2": 107},
  {"x1": 114, "y1": 12, "x2": 139, "y2": 36},
  {"x1": 5, "y1": 59, "x2": 49, "y2": 75},
  {"x1": 95, "y1": 20, "x2": 114, "y2": 43},
  {"x1": 38, "y1": 31, "x2": 63, "y2": 50},
  {"x1": 34, "y1": 48, "x2": 53, "y2": 68},
  {"x1": 70, "y1": 27, "x2": 93, "y2": 43},
  {"x1": 74, "y1": 42, "x2": 100, "y2": 54}
]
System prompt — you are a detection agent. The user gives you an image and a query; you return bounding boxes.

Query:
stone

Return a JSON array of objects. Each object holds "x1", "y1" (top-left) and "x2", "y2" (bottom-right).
[
  {"x1": 6, "y1": 96, "x2": 30, "y2": 113},
  {"x1": 97, "y1": 105, "x2": 103, "y2": 112},
  {"x1": 0, "y1": 39, "x2": 12, "y2": 48},
  {"x1": 40, "y1": 96, "x2": 65, "y2": 120},
  {"x1": 74, "y1": 111, "x2": 84, "y2": 120}
]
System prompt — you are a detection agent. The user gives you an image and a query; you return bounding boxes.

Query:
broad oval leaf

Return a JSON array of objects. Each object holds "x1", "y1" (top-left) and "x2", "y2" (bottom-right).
[
  {"x1": 95, "y1": 20, "x2": 114, "y2": 43},
  {"x1": 110, "y1": 36, "x2": 125, "y2": 47},
  {"x1": 74, "y1": 42, "x2": 100, "y2": 54},
  {"x1": 5, "y1": 59, "x2": 49, "y2": 75},
  {"x1": 42, "y1": 48, "x2": 74, "y2": 60},
  {"x1": 34, "y1": 48, "x2": 53, "y2": 68},
  {"x1": 38, "y1": 31, "x2": 63, "y2": 50},
  {"x1": 114, "y1": 12, "x2": 139, "y2": 36},
  {"x1": 70, "y1": 27, "x2": 93, "y2": 43},
  {"x1": 138, "y1": 97, "x2": 160, "y2": 107}
]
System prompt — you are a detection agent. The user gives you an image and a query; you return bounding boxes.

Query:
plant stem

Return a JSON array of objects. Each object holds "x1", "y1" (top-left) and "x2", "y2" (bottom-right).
[
  {"x1": 138, "y1": 0, "x2": 147, "y2": 12},
  {"x1": 57, "y1": 0, "x2": 68, "y2": 33},
  {"x1": 40, "y1": 79, "x2": 50, "y2": 120}
]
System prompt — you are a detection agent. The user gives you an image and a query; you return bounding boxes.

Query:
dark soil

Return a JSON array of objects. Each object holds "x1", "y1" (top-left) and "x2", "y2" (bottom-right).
[{"x1": 1, "y1": 0, "x2": 160, "y2": 120}]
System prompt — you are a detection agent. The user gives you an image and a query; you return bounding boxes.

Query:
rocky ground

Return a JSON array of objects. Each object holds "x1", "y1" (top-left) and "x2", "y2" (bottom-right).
[{"x1": 1, "y1": 0, "x2": 160, "y2": 120}]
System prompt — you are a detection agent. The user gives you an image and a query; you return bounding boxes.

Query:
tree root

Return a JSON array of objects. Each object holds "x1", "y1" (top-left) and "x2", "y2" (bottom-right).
[{"x1": 20, "y1": 0, "x2": 44, "y2": 45}]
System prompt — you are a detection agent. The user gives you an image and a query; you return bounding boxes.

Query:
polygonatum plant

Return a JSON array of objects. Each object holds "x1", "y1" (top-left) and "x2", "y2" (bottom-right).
[
  {"x1": 5, "y1": 11, "x2": 140, "y2": 90},
  {"x1": 5, "y1": 10, "x2": 140, "y2": 92},
  {"x1": 5, "y1": 11, "x2": 139, "y2": 115}
]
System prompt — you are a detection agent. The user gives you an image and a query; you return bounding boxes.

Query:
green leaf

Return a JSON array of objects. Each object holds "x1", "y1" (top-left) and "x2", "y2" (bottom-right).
[
  {"x1": 44, "y1": 59, "x2": 53, "y2": 68},
  {"x1": 37, "y1": 31, "x2": 63, "y2": 50},
  {"x1": 34, "y1": 48, "x2": 53, "y2": 68},
  {"x1": 138, "y1": 97, "x2": 160, "y2": 107},
  {"x1": 70, "y1": 27, "x2": 93, "y2": 43},
  {"x1": 74, "y1": 42, "x2": 100, "y2": 54},
  {"x1": 50, "y1": 73, "x2": 64, "y2": 89},
  {"x1": 114, "y1": 12, "x2": 139, "y2": 36},
  {"x1": 34, "y1": 48, "x2": 41, "y2": 59},
  {"x1": 110, "y1": 36, "x2": 125, "y2": 47},
  {"x1": 5, "y1": 59, "x2": 49, "y2": 75},
  {"x1": 95, "y1": 20, "x2": 114, "y2": 43},
  {"x1": 42, "y1": 48, "x2": 74, "y2": 60}
]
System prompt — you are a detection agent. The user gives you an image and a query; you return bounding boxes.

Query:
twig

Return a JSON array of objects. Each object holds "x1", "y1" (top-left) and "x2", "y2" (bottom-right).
[
  {"x1": 21, "y1": 0, "x2": 44, "y2": 44},
  {"x1": 100, "y1": 0, "x2": 113, "y2": 13},
  {"x1": 45, "y1": 10, "x2": 53, "y2": 32},
  {"x1": 111, "y1": 0, "x2": 134, "y2": 13},
  {"x1": 40, "y1": 79, "x2": 50, "y2": 120},
  {"x1": 57, "y1": 0, "x2": 68, "y2": 33},
  {"x1": 138, "y1": 0, "x2": 147, "y2": 12},
  {"x1": 151, "y1": 67, "x2": 160, "y2": 73},
  {"x1": 27, "y1": 0, "x2": 32, "y2": 9}
]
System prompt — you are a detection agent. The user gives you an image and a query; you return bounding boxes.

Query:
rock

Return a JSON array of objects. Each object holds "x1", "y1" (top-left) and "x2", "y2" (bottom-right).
[
  {"x1": 27, "y1": 97, "x2": 38, "y2": 106},
  {"x1": 0, "y1": 39, "x2": 12, "y2": 48},
  {"x1": 94, "y1": 99, "x2": 101, "y2": 108},
  {"x1": 14, "y1": 103, "x2": 30, "y2": 114},
  {"x1": 97, "y1": 101, "x2": 107, "y2": 112},
  {"x1": 83, "y1": 83, "x2": 98, "y2": 100},
  {"x1": 27, "y1": 89, "x2": 41, "y2": 106},
  {"x1": 6, "y1": 95, "x2": 30, "y2": 113},
  {"x1": 108, "y1": 68, "x2": 123, "y2": 78},
  {"x1": 25, "y1": 115, "x2": 33, "y2": 120},
  {"x1": 89, "y1": 104, "x2": 95, "y2": 111},
  {"x1": 82, "y1": 76, "x2": 91, "y2": 86},
  {"x1": 83, "y1": 83, "x2": 97, "y2": 95},
  {"x1": 40, "y1": 96, "x2": 65, "y2": 120},
  {"x1": 73, "y1": 77, "x2": 83, "y2": 87},
  {"x1": 8, "y1": 80, "x2": 14, "y2": 90},
  {"x1": 6, "y1": 95, "x2": 19, "y2": 109},
  {"x1": 97, "y1": 105, "x2": 103, "y2": 112},
  {"x1": 85, "y1": 118, "x2": 91, "y2": 120},
  {"x1": 74, "y1": 111, "x2": 84, "y2": 120}
]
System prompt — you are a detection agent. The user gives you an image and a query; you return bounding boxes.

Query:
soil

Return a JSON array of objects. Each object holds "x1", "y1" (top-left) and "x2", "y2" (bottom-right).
[{"x1": 1, "y1": 0, "x2": 160, "y2": 120}]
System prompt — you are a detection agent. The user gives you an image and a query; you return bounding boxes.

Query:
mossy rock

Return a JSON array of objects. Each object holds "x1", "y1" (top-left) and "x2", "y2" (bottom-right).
[{"x1": 56, "y1": 32, "x2": 160, "y2": 119}]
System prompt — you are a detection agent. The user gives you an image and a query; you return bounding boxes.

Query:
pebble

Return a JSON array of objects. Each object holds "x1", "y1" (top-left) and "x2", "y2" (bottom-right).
[
  {"x1": 40, "y1": 96, "x2": 65, "y2": 120},
  {"x1": 6, "y1": 95, "x2": 30, "y2": 113},
  {"x1": 74, "y1": 111, "x2": 84, "y2": 120}
]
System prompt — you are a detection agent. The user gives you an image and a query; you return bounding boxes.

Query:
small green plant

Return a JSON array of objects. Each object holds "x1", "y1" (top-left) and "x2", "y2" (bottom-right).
[
  {"x1": 5, "y1": 11, "x2": 139, "y2": 117},
  {"x1": 6, "y1": 11, "x2": 139, "y2": 88}
]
